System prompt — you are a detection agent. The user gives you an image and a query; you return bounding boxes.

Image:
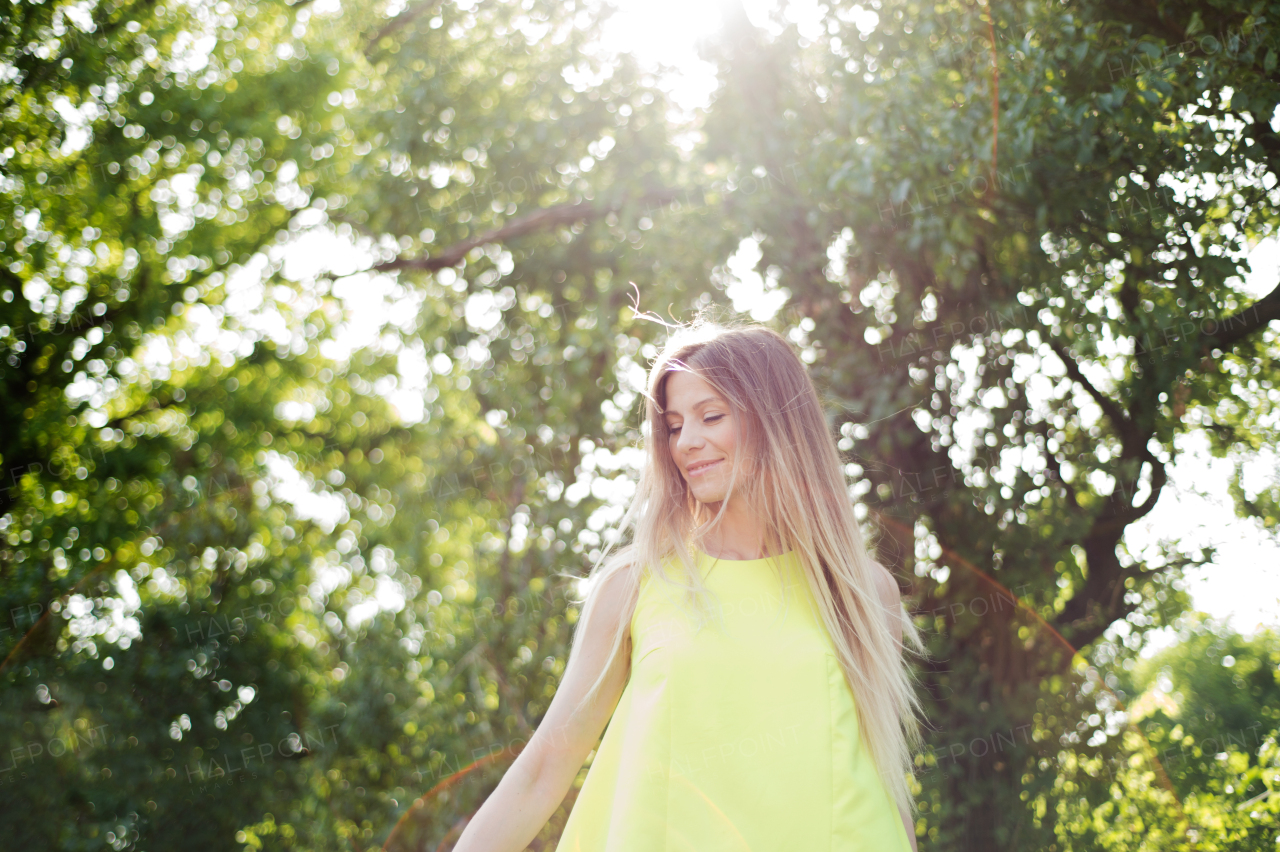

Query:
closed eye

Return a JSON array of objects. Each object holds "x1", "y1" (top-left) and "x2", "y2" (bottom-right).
[{"x1": 668, "y1": 414, "x2": 723, "y2": 435}]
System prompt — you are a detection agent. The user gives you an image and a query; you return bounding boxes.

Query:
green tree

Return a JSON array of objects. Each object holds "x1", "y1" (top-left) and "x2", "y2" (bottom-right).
[
  {"x1": 1, "y1": 0, "x2": 431, "y2": 846},
  {"x1": 1048, "y1": 616, "x2": 1280, "y2": 851},
  {"x1": 1126, "y1": 615, "x2": 1280, "y2": 800}
]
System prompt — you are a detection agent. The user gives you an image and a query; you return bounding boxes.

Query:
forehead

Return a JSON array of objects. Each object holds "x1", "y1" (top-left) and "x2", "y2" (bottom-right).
[{"x1": 662, "y1": 370, "x2": 723, "y2": 413}]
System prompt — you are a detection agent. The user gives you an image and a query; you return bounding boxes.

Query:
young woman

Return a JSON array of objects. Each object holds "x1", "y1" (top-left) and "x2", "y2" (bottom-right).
[{"x1": 451, "y1": 321, "x2": 926, "y2": 851}]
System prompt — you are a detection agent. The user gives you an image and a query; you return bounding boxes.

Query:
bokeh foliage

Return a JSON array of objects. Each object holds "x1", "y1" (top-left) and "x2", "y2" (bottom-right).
[{"x1": 2, "y1": 0, "x2": 1277, "y2": 849}]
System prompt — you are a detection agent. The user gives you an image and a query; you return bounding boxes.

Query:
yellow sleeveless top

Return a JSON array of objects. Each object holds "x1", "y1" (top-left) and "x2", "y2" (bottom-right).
[{"x1": 554, "y1": 549, "x2": 913, "y2": 852}]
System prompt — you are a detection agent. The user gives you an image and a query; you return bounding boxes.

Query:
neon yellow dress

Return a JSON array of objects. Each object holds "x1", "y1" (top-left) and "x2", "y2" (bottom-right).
[{"x1": 555, "y1": 548, "x2": 913, "y2": 852}]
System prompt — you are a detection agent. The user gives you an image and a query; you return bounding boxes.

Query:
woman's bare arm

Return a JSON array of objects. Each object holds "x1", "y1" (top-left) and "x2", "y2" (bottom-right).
[
  {"x1": 898, "y1": 803, "x2": 919, "y2": 852},
  {"x1": 449, "y1": 569, "x2": 634, "y2": 852}
]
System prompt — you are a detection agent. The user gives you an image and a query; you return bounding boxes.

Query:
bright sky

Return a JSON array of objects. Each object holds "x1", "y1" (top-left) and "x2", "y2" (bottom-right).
[
  {"x1": 1131, "y1": 237, "x2": 1280, "y2": 649},
  {"x1": 594, "y1": 0, "x2": 842, "y2": 112}
]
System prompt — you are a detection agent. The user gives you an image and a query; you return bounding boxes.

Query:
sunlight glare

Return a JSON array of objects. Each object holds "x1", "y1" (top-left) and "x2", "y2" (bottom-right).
[
  {"x1": 595, "y1": 0, "x2": 728, "y2": 110},
  {"x1": 594, "y1": 0, "x2": 823, "y2": 111}
]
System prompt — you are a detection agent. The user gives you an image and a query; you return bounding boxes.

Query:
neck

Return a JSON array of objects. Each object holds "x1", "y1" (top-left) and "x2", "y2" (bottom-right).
[{"x1": 696, "y1": 496, "x2": 778, "y2": 560}]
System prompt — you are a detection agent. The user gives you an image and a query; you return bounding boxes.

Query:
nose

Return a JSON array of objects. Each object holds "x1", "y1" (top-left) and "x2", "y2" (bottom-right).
[{"x1": 675, "y1": 421, "x2": 704, "y2": 455}]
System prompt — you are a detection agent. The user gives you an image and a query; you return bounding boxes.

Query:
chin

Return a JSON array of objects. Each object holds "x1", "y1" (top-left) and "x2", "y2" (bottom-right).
[{"x1": 690, "y1": 486, "x2": 728, "y2": 505}]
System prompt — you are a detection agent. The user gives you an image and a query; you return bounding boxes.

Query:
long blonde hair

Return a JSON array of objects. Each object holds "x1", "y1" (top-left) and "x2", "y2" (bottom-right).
[{"x1": 566, "y1": 318, "x2": 928, "y2": 816}]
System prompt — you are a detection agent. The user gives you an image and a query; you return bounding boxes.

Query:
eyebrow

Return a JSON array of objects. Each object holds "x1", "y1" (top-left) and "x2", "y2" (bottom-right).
[{"x1": 663, "y1": 396, "x2": 722, "y2": 419}]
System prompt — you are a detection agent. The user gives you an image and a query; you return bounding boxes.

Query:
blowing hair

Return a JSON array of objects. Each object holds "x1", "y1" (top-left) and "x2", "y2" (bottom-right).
[{"x1": 565, "y1": 318, "x2": 928, "y2": 817}]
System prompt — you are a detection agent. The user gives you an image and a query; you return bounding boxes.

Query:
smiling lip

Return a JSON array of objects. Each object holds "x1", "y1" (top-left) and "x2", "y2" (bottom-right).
[{"x1": 686, "y1": 460, "x2": 723, "y2": 477}]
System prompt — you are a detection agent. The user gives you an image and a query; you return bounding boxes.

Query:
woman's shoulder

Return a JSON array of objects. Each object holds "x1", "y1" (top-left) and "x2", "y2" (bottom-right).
[
  {"x1": 580, "y1": 546, "x2": 660, "y2": 622},
  {"x1": 869, "y1": 559, "x2": 901, "y2": 604},
  {"x1": 867, "y1": 558, "x2": 904, "y2": 644},
  {"x1": 601, "y1": 545, "x2": 697, "y2": 583},
  {"x1": 577, "y1": 562, "x2": 640, "y2": 642},
  {"x1": 585, "y1": 545, "x2": 704, "y2": 615}
]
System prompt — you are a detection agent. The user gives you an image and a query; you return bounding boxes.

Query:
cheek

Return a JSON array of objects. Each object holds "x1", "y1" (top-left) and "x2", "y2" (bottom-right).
[{"x1": 716, "y1": 427, "x2": 737, "y2": 456}]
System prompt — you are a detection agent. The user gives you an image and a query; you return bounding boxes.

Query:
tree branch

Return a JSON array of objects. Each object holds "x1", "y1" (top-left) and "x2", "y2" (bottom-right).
[
  {"x1": 364, "y1": 0, "x2": 442, "y2": 56},
  {"x1": 1197, "y1": 277, "x2": 1280, "y2": 353},
  {"x1": 373, "y1": 190, "x2": 680, "y2": 274},
  {"x1": 1045, "y1": 341, "x2": 1175, "y2": 644},
  {"x1": 1048, "y1": 340, "x2": 1134, "y2": 441}
]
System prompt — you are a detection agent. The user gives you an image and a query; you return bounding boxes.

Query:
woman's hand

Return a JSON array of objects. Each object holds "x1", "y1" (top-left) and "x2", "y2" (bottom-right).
[{"x1": 448, "y1": 569, "x2": 634, "y2": 852}]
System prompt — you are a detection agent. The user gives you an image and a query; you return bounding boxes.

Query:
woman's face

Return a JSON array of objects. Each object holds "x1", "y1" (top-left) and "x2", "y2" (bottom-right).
[{"x1": 662, "y1": 369, "x2": 738, "y2": 505}]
